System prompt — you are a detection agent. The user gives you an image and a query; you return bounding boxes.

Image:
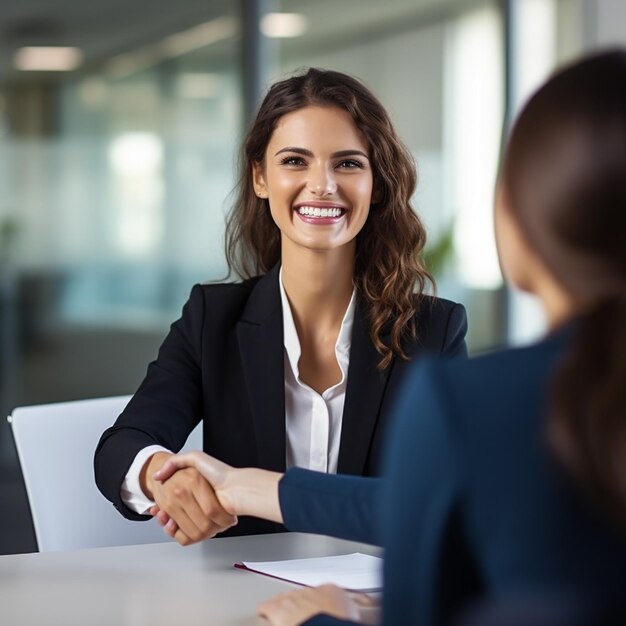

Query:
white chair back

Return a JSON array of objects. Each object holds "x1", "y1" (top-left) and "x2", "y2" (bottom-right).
[{"x1": 7, "y1": 395, "x2": 202, "y2": 552}]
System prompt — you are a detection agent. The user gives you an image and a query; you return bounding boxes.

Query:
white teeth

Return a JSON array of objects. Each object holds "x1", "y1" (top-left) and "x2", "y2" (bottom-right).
[{"x1": 296, "y1": 206, "x2": 345, "y2": 218}]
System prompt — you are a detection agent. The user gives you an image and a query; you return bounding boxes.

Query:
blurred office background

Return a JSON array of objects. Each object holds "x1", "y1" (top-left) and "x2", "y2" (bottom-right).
[{"x1": 0, "y1": 0, "x2": 624, "y2": 554}]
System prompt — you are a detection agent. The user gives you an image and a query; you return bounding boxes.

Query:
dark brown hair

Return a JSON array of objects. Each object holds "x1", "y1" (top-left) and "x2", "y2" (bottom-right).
[
  {"x1": 225, "y1": 68, "x2": 433, "y2": 368},
  {"x1": 501, "y1": 50, "x2": 626, "y2": 524}
]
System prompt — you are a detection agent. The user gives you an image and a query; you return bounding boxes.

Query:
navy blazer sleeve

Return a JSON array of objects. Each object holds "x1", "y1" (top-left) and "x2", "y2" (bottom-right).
[
  {"x1": 94, "y1": 284, "x2": 205, "y2": 520},
  {"x1": 280, "y1": 468, "x2": 382, "y2": 546}
]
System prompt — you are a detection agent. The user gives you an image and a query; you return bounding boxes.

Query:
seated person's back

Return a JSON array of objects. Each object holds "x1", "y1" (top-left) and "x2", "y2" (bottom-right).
[{"x1": 382, "y1": 334, "x2": 626, "y2": 626}]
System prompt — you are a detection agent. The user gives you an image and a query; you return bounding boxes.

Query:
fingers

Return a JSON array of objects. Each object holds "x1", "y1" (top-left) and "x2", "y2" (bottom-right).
[
  {"x1": 150, "y1": 503, "x2": 179, "y2": 538},
  {"x1": 258, "y1": 589, "x2": 317, "y2": 626},
  {"x1": 194, "y1": 477, "x2": 238, "y2": 526},
  {"x1": 258, "y1": 585, "x2": 360, "y2": 625},
  {"x1": 153, "y1": 452, "x2": 198, "y2": 482},
  {"x1": 151, "y1": 467, "x2": 237, "y2": 546},
  {"x1": 348, "y1": 591, "x2": 377, "y2": 607},
  {"x1": 151, "y1": 504, "x2": 194, "y2": 546},
  {"x1": 168, "y1": 488, "x2": 234, "y2": 543},
  {"x1": 153, "y1": 450, "x2": 232, "y2": 489},
  {"x1": 151, "y1": 506, "x2": 173, "y2": 529},
  {"x1": 257, "y1": 592, "x2": 294, "y2": 626}
]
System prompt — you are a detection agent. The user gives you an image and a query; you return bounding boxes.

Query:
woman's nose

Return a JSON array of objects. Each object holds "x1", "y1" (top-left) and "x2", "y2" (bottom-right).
[{"x1": 306, "y1": 166, "x2": 337, "y2": 196}]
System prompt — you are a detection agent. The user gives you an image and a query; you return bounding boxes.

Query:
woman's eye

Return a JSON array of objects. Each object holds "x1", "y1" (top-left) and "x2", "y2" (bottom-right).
[
  {"x1": 280, "y1": 156, "x2": 306, "y2": 166},
  {"x1": 337, "y1": 159, "x2": 363, "y2": 169}
]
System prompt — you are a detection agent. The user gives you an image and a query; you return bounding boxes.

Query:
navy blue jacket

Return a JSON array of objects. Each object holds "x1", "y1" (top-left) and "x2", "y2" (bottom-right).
[
  {"x1": 279, "y1": 327, "x2": 626, "y2": 625},
  {"x1": 95, "y1": 264, "x2": 467, "y2": 537}
]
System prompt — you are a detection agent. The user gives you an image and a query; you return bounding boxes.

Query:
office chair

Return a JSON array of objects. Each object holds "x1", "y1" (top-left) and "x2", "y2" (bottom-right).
[{"x1": 7, "y1": 395, "x2": 202, "y2": 552}]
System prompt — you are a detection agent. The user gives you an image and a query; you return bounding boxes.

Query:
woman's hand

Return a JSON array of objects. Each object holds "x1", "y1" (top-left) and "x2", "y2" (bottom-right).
[
  {"x1": 143, "y1": 451, "x2": 237, "y2": 545},
  {"x1": 154, "y1": 451, "x2": 284, "y2": 523},
  {"x1": 258, "y1": 584, "x2": 374, "y2": 626},
  {"x1": 153, "y1": 451, "x2": 238, "y2": 513}
]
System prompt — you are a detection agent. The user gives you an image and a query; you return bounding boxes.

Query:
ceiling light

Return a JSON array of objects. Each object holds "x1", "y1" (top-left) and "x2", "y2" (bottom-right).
[
  {"x1": 176, "y1": 73, "x2": 221, "y2": 99},
  {"x1": 14, "y1": 46, "x2": 83, "y2": 71},
  {"x1": 260, "y1": 13, "x2": 308, "y2": 38},
  {"x1": 106, "y1": 17, "x2": 237, "y2": 79},
  {"x1": 105, "y1": 46, "x2": 159, "y2": 79},
  {"x1": 160, "y1": 17, "x2": 237, "y2": 57}
]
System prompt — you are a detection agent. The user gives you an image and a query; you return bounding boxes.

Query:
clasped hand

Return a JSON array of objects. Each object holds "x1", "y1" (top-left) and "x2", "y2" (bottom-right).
[{"x1": 146, "y1": 451, "x2": 237, "y2": 545}]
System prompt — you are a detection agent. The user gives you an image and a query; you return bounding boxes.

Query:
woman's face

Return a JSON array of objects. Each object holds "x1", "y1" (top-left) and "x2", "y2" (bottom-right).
[{"x1": 253, "y1": 105, "x2": 374, "y2": 257}]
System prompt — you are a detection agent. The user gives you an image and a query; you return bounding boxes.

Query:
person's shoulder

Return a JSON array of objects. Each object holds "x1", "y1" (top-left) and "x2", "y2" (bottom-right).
[
  {"x1": 413, "y1": 293, "x2": 465, "y2": 319},
  {"x1": 391, "y1": 345, "x2": 532, "y2": 448},
  {"x1": 198, "y1": 274, "x2": 262, "y2": 292},
  {"x1": 412, "y1": 332, "x2": 569, "y2": 419},
  {"x1": 404, "y1": 293, "x2": 467, "y2": 355},
  {"x1": 427, "y1": 337, "x2": 555, "y2": 382},
  {"x1": 450, "y1": 327, "x2": 568, "y2": 375},
  {"x1": 182, "y1": 275, "x2": 264, "y2": 321},
  {"x1": 192, "y1": 275, "x2": 262, "y2": 301}
]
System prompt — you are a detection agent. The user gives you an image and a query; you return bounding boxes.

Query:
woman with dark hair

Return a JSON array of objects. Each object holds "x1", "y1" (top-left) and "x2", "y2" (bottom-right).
[
  {"x1": 155, "y1": 50, "x2": 626, "y2": 624},
  {"x1": 94, "y1": 68, "x2": 467, "y2": 544}
]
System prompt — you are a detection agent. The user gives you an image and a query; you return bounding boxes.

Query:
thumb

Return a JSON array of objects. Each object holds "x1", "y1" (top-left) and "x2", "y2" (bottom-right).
[
  {"x1": 153, "y1": 453, "x2": 196, "y2": 481},
  {"x1": 154, "y1": 451, "x2": 232, "y2": 488}
]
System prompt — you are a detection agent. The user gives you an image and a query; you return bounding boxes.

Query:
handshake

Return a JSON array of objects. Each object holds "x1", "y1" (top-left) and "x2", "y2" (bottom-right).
[
  {"x1": 144, "y1": 453, "x2": 374, "y2": 625},
  {"x1": 144, "y1": 451, "x2": 283, "y2": 546}
]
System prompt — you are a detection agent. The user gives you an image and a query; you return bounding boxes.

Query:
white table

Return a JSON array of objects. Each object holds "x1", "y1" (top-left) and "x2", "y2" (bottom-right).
[{"x1": 0, "y1": 532, "x2": 381, "y2": 625}]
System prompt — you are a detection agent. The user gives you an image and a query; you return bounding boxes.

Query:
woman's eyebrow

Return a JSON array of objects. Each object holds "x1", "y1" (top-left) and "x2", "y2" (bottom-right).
[
  {"x1": 332, "y1": 149, "x2": 369, "y2": 159},
  {"x1": 274, "y1": 146, "x2": 312, "y2": 157},
  {"x1": 274, "y1": 146, "x2": 369, "y2": 159}
]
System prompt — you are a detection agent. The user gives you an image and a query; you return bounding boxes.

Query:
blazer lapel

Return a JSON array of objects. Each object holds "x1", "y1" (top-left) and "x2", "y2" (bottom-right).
[
  {"x1": 236, "y1": 265, "x2": 286, "y2": 472},
  {"x1": 337, "y1": 299, "x2": 394, "y2": 475}
]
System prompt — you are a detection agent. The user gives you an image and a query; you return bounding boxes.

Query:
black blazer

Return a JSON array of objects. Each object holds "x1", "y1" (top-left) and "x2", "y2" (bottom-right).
[
  {"x1": 278, "y1": 326, "x2": 626, "y2": 626},
  {"x1": 94, "y1": 264, "x2": 467, "y2": 536}
]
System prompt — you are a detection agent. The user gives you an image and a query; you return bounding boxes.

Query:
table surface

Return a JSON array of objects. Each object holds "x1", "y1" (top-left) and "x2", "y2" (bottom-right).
[{"x1": 0, "y1": 532, "x2": 381, "y2": 625}]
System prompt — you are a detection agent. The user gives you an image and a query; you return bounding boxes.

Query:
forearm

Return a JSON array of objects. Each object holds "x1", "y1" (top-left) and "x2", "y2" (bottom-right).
[
  {"x1": 279, "y1": 468, "x2": 383, "y2": 545},
  {"x1": 227, "y1": 468, "x2": 283, "y2": 523}
]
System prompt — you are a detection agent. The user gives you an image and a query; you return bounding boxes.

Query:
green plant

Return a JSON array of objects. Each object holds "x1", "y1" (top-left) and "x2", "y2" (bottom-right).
[
  {"x1": 422, "y1": 223, "x2": 455, "y2": 278},
  {"x1": 0, "y1": 216, "x2": 18, "y2": 263}
]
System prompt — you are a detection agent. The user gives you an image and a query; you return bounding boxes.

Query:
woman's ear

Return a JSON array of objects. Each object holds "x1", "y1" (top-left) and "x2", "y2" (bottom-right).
[{"x1": 252, "y1": 163, "x2": 268, "y2": 199}]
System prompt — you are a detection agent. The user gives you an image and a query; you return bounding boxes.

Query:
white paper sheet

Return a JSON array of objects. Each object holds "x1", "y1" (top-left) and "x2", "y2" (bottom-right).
[{"x1": 237, "y1": 552, "x2": 383, "y2": 591}]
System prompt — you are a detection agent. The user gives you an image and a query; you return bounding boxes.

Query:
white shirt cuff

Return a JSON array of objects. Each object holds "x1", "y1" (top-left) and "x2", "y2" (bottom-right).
[{"x1": 120, "y1": 445, "x2": 171, "y2": 515}]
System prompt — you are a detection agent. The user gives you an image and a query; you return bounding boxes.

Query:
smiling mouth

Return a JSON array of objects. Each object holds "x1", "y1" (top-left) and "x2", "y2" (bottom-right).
[{"x1": 295, "y1": 205, "x2": 347, "y2": 218}]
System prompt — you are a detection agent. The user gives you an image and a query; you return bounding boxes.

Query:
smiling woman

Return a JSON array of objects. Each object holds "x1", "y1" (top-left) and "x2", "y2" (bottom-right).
[
  {"x1": 228, "y1": 69, "x2": 449, "y2": 369},
  {"x1": 94, "y1": 67, "x2": 468, "y2": 545},
  {"x1": 257, "y1": 106, "x2": 372, "y2": 251}
]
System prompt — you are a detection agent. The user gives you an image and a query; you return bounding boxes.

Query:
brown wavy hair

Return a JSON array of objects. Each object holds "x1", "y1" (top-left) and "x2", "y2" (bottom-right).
[
  {"x1": 501, "y1": 50, "x2": 626, "y2": 525},
  {"x1": 225, "y1": 68, "x2": 433, "y2": 369}
]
